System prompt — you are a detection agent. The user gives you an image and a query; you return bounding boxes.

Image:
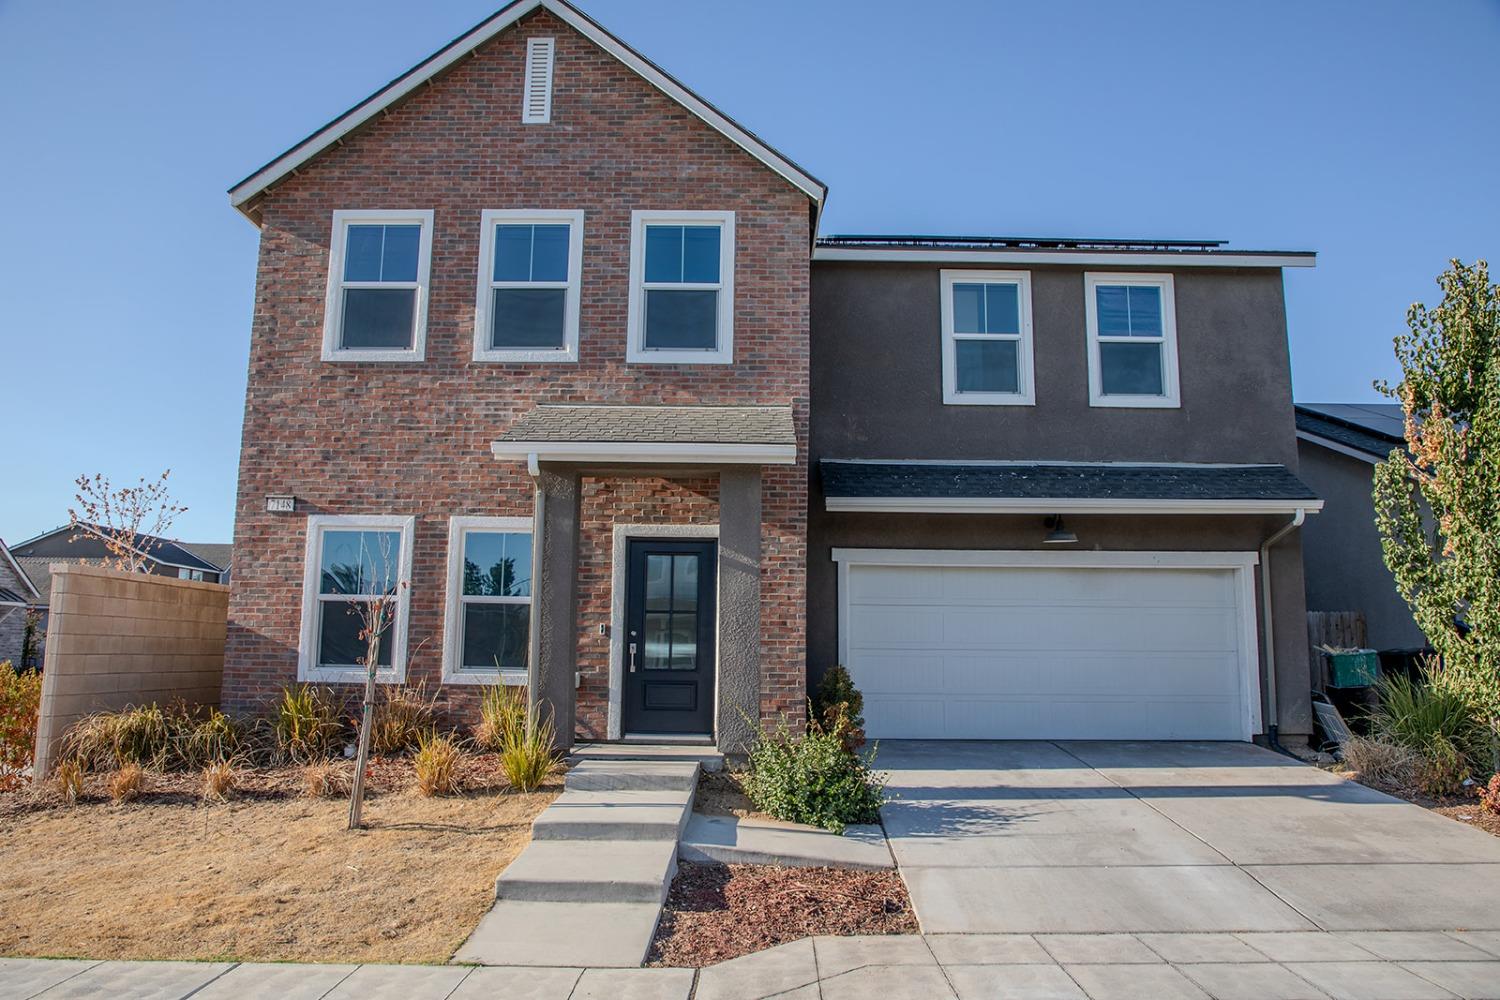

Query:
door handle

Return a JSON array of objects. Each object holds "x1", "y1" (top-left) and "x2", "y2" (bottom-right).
[{"x1": 628, "y1": 642, "x2": 638, "y2": 673}]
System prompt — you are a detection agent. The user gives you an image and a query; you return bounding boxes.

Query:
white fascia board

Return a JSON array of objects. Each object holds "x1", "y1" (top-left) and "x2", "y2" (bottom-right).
[
  {"x1": 813, "y1": 248, "x2": 1316, "y2": 268},
  {"x1": 825, "y1": 496, "x2": 1323, "y2": 515},
  {"x1": 492, "y1": 440, "x2": 797, "y2": 465},
  {"x1": 1295, "y1": 430, "x2": 1387, "y2": 465},
  {"x1": 831, "y1": 548, "x2": 1261, "y2": 570},
  {"x1": 229, "y1": 0, "x2": 825, "y2": 216}
]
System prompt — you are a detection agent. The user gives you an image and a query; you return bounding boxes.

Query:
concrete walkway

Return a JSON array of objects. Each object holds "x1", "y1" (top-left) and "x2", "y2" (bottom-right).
[
  {"x1": 8, "y1": 931, "x2": 1500, "y2": 999},
  {"x1": 876, "y1": 740, "x2": 1500, "y2": 936}
]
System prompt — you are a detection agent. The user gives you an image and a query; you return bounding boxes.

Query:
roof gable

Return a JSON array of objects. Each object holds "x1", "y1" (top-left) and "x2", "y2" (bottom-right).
[
  {"x1": 229, "y1": 0, "x2": 824, "y2": 223},
  {"x1": 0, "y1": 540, "x2": 40, "y2": 601}
]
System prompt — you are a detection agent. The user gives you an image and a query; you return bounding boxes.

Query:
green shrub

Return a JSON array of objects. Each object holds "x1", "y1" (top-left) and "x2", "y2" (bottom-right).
[
  {"x1": 811, "y1": 665, "x2": 865, "y2": 751},
  {"x1": 371, "y1": 684, "x2": 435, "y2": 755},
  {"x1": 0, "y1": 661, "x2": 43, "y2": 790},
  {"x1": 1371, "y1": 673, "x2": 1485, "y2": 765},
  {"x1": 271, "y1": 685, "x2": 344, "y2": 763},
  {"x1": 744, "y1": 714, "x2": 887, "y2": 834},
  {"x1": 476, "y1": 684, "x2": 527, "y2": 751},
  {"x1": 498, "y1": 706, "x2": 559, "y2": 792}
]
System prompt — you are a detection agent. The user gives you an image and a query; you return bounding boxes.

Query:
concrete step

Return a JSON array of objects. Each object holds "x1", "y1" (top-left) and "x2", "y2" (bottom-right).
[
  {"x1": 571, "y1": 742, "x2": 724, "y2": 772},
  {"x1": 680, "y1": 813, "x2": 896, "y2": 870},
  {"x1": 496, "y1": 839, "x2": 679, "y2": 904},
  {"x1": 530, "y1": 788, "x2": 695, "y2": 842},
  {"x1": 453, "y1": 900, "x2": 663, "y2": 968},
  {"x1": 565, "y1": 759, "x2": 700, "y2": 793}
]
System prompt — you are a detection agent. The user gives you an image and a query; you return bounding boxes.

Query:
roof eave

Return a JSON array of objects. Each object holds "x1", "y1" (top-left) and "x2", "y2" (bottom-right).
[
  {"x1": 228, "y1": 0, "x2": 825, "y2": 226},
  {"x1": 825, "y1": 496, "x2": 1324, "y2": 515}
]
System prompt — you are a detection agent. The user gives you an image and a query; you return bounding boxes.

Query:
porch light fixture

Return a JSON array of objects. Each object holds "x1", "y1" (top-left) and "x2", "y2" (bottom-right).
[{"x1": 1042, "y1": 515, "x2": 1077, "y2": 544}]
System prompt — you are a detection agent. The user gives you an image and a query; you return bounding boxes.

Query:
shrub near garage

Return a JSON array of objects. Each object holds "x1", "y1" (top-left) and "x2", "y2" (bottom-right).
[{"x1": 745, "y1": 707, "x2": 887, "y2": 834}]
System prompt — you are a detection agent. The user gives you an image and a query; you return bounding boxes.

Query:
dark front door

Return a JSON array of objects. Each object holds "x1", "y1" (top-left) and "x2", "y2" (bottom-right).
[{"x1": 623, "y1": 539, "x2": 716, "y2": 736}]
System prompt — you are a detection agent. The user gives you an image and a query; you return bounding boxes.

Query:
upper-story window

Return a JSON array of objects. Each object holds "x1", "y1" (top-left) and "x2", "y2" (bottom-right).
[
  {"x1": 321, "y1": 210, "x2": 434, "y2": 362},
  {"x1": 1085, "y1": 272, "x2": 1180, "y2": 408},
  {"x1": 940, "y1": 270, "x2": 1035, "y2": 405},
  {"x1": 474, "y1": 210, "x2": 584, "y2": 362},
  {"x1": 627, "y1": 210, "x2": 735, "y2": 365}
]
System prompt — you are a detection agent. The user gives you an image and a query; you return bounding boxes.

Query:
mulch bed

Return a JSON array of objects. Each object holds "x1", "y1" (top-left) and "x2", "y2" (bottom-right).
[{"x1": 647, "y1": 860, "x2": 918, "y2": 967}]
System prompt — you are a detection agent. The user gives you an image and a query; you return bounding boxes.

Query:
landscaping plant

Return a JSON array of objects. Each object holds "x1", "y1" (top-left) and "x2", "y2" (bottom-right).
[
  {"x1": 302, "y1": 762, "x2": 352, "y2": 799},
  {"x1": 744, "y1": 709, "x2": 888, "y2": 834},
  {"x1": 1373, "y1": 259, "x2": 1500, "y2": 739},
  {"x1": 498, "y1": 705, "x2": 559, "y2": 792},
  {"x1": 371, "y1": 684, "x2": 435, "y2": 755},
  {"x1": 1338, "y1": 734, "x2": 1420, "y2": 790},
  {"x1": 1371, "y1": 673, "x2": 1485, "y2": 766},
  {"x1": 476, "y1": 683, "x2": 527, "y2": 751},
  {"x1": 0, "y1": 660, "x2": 42, "y2": 791},
  {"x1": 414, "y1": 731, "x2": 462, "y2": 797},
  {"x1": 201, "y1": 761, "x2": 236, "y2": 803},
  {"x1": 272, "y1": 685, "x2": 344, "y2": 764},
  {"x1": 108, "y1": 763, "x2": 144, "y2": 803},
  {"x1": 1480, "y1": 773, "x2": 1500, "y2": 815},
  {"x1": 55, "y1": 758, "x2": 84, "y2": 804},
  {"x1": 64, "y1": 704, "x2": 171, "y2": 770},
  {"x1": 811, "y1": 665, "x2": 866, "y2": 751},
  {"x1": 347, "y1": 530, "x2": 407, "y2": 829},
  {"x1": 67, "y1": 469, "x2": 187, "y2": 573},
  {"x1": 173, "y1": 707, "x2": 246, "y2": 769}
]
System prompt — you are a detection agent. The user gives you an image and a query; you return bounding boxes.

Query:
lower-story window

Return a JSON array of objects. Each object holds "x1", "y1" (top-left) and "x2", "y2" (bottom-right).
[
  {"x1": 443, "y1": 516, "x2": 533, "y2": 684},
  {"x1": 298, "y1": 514, "x2": 414, "y2": 683}
]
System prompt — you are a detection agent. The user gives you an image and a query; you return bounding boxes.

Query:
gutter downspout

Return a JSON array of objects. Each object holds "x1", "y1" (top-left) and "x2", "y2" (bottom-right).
[{"x1": 1259, "y1": 507, "x2": 1306, "y2": 757}]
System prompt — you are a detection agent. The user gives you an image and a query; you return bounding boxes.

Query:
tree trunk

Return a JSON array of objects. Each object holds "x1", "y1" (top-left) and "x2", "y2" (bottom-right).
[{"x1": 347, "y1": 628, "x2": 381, "y2": 830}]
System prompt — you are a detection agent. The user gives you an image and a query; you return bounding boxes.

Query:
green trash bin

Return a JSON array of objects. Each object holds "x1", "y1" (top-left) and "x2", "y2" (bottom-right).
[{"x1": 1326, "y1": 648, "x2": 1380, "y2": 688}]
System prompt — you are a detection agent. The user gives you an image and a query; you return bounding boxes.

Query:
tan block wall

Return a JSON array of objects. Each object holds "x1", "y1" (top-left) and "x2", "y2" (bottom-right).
[{"x1": 33, "y1": 564, "x2": 228, "y2": 775}]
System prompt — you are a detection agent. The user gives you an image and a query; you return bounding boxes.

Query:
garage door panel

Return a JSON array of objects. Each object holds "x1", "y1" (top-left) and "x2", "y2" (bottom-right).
[{"x1": 843, "y1": 559, "x2": 1253, "y2": 741}]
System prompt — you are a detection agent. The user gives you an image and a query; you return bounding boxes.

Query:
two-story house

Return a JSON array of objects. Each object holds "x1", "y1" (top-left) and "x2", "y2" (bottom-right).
[{"x1": 225, "y1": 0, "x2": 1321, "y2": 750}]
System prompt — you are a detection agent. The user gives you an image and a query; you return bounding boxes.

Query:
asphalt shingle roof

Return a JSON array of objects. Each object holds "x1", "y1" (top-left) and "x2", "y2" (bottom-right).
[
  {"x1": 1295, "y1": 403, "x2": 1406, "y2": 460},
  {"x1": 820, "y1": 461, "x2": 1319, "y2": 502},
  {"x1": 497, "y1": 405, "x2": 796, "y2": 446},
  {"x1": 14, "y1": 559, "x2": 53, "y2": 606}
]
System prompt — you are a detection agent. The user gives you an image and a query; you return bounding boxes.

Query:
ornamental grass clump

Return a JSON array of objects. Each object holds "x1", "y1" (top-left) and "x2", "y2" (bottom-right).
[
  {"x1": 108, "y1": 763, "x2": 144, "y2": 803},
  {"x1": 476, "y1": 684, "x2": 527, "y2": 751},
  {"x1": 201, "y1": 761, "x2": 236, "y2": 803},
  {"x1": 372, "y1": 685, "x2": 436, "y2": 755},
  {"x1": 64, "y1": 704, "x2": 171, "y2": 771},
  {"x1": 54, "y1": 759, "x2": 85, "y2": 804},
  {"x1": 414, "y1": 731, "x2": 462, "y2": 797},
  {"x1": 498, "y1": 707, "x2": 559, "y2": 792},
  {"x1": 744, "y1": 707, "x2": 888, "y2": 834},
  {"x1": 271, "y1": 685, "x2": 344, "y2": 763}
]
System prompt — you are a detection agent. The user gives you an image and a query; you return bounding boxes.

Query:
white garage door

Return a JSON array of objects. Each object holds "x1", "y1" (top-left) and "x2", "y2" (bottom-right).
[{"x1": 841, "y1": 555, "x2": 1257, "y2": 741}]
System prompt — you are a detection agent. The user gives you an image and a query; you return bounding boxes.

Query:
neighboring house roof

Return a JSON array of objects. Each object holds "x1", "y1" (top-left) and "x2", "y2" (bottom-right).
[
  {"x1": 492, "y1": 404, "x2": 798, "y2": 466},
  {"x1": 0, "y1": 587, "x2": 27, "y2": 607},
  {"x1": 820, "y1": 460, "x2": 1322, "y2": 515},
  {"x1": 814, "y1": 235, "x2": 1316, "y2": 269},
  {"x1": 228, "y1": 0, "x2": 827, "y2": 225},
  {"x1": 180, "y1": 543, "x2": 233, "y2": 573},
  {"x1": 15, "y1": 559, "x2": 53, "y2": 607},
  {"x1": 0, "y1": 540, "x2": 41, "y2": 602},
  {"x1": 1295, "y1": 403, "x2": 1405, "y2": 462},
  {"x1": 13, "y1": 525, "x2": 224, "y2": 575}
]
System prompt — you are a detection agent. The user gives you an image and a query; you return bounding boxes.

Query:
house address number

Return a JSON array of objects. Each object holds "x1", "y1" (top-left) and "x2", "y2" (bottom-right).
[{"x1": 265, "y1": 495, "x2": 296, "y2": 513}]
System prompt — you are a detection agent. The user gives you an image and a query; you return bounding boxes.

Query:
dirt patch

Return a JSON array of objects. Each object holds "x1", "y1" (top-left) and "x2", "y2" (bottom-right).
[
  {"x1": 693, "y1": 768, "x2": 774, "y2": 823},
  {"x1": 1335, "y1": 769, "x2": 1500, "y2": 838},
  {"x1": 0, "y1": 757, "x2": 560, "y2": 963},
  {"x1": 648, "y1": 861, "x2": 917, "y2": 967}
]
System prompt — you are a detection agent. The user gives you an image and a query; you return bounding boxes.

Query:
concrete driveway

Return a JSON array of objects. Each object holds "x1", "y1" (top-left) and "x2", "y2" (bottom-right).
[{"x1": 876, "y1": 741, "x2": 1500, "y2": 935}]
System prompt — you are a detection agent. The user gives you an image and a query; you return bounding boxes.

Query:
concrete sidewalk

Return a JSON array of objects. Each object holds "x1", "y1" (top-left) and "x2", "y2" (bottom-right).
[{"x1": 8, "y1": 930, "x2": 1500, "y2": 999}]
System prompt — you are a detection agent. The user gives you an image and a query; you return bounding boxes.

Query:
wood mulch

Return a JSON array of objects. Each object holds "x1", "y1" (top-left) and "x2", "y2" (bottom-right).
[{"x1": 647, "y1": 861, "x2": 918, "y2": 968}]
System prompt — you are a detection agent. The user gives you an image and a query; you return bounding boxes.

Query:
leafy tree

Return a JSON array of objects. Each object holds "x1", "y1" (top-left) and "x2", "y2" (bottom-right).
[{"x1": 1373, "y1": 259, "x2": 1500, "y2": 726}]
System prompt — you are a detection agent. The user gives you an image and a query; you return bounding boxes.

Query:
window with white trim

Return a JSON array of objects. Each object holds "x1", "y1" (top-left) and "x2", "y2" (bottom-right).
[
  {"x1": 1085, "y1": 272, "x2": 1180, "y2": 408},
  {"x1": 940, "y1": 269, "x2": 1035, "y2": 405},
  {"x1": 321, "y1": 210, "x2": 433, "y2": 361},
  {"x1": 298, "y1": 515, "x2": 414, "y2": 682},
  {"x1": 627, "y1": 210, "x2": 735, "y2": 364},
  {"x1": 442, "y1": 517, "x2": 533, "y2": 683},
  {"x1": 473, "y1": 210, "x2": 583, "y2": 362}
]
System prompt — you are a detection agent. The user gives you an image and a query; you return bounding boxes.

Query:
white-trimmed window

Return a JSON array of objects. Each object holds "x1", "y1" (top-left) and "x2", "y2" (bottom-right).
[
  {"x1": 1085, "y1": 272, "x2": 1180, "y2": 408},
  {"x1": 442, "y1": 517, "x2": 533, "y2": 684},
  {"x1": 626, "y1": 210, "x2": 735, "y2": 364},
  {"x1": 321, "y1": 209, "x2": 434, "y2": 361},
  {"x1": 940, "y1": 269, "x2": 1035, "y2": 405},
  {"x1": 473, "y1": 210, "x2": 584, "y2": 362},
  {"x1": 298, "y1": 515, "x2": 415, "y2": 683}
]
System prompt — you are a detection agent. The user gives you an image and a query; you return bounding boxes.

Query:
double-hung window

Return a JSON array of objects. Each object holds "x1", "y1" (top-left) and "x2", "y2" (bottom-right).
[
  {"x1": 1085, "y1": 272, "x2": 1180, "y2": 407},
  {"x1": 321, "y1": 210, "x2": 433, "y2": 361},
  {"x1": 298, "y1": 515, "x2": 414, "y2": 682},
  {"x1": 473, "y1": 210, "x2": 584, "y2": 362},
  {"x1": 442, "y1": 517, "x2": 533, "y2": 683},
  {"x1": 627, "y1": 210, "x2": 735, "y2": 364},
  {"x1": 940, "y1": 270, "x2": 1035, "y2": 405}
]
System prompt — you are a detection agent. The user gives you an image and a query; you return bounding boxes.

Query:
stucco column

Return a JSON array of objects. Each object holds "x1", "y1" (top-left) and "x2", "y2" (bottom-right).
[
  {"x1": 531, "y1": 465, "x2": 580, "y2": 750},
  {"x1": 716, "y1": 466, "x2": 763, "y2": 752}
]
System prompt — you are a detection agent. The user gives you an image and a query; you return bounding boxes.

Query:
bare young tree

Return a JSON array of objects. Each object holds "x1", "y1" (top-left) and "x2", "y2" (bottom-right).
[
  {"x1": 68, "y1": 470, "x2": 187, "y2": 572},
  {"x1": 347, "y1": 532, "x2": 405, "y2": 830}
]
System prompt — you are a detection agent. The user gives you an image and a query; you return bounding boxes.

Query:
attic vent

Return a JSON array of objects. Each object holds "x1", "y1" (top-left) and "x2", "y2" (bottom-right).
[{"x1": 522, "y1": 37, "x2": 555, "y2": 124}]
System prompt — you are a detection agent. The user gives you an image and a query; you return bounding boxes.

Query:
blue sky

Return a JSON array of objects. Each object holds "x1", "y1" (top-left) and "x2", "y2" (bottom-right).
[{"x1": 2, "y1": 0, "x2": 1496, "y2": 542}]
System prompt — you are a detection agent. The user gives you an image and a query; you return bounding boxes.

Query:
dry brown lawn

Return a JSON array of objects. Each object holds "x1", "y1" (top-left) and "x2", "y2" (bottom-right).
[{"x1": 0, "y1": 765, "x2": 559, "y2": 964}]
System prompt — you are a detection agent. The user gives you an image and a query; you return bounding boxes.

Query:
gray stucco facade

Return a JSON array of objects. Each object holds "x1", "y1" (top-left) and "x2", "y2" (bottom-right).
[
  {"x1": 1296, "y1": 439, "x2": 1427, "y2": 651},
  {"x1": 807, "y1": 260, "x2": 1317, "y2": 740}
]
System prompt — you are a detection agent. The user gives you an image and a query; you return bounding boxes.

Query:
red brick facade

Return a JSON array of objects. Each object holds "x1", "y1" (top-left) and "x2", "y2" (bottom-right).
[{"x1": 224, "y1": 9, "x2": 809, "y2": 736}]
